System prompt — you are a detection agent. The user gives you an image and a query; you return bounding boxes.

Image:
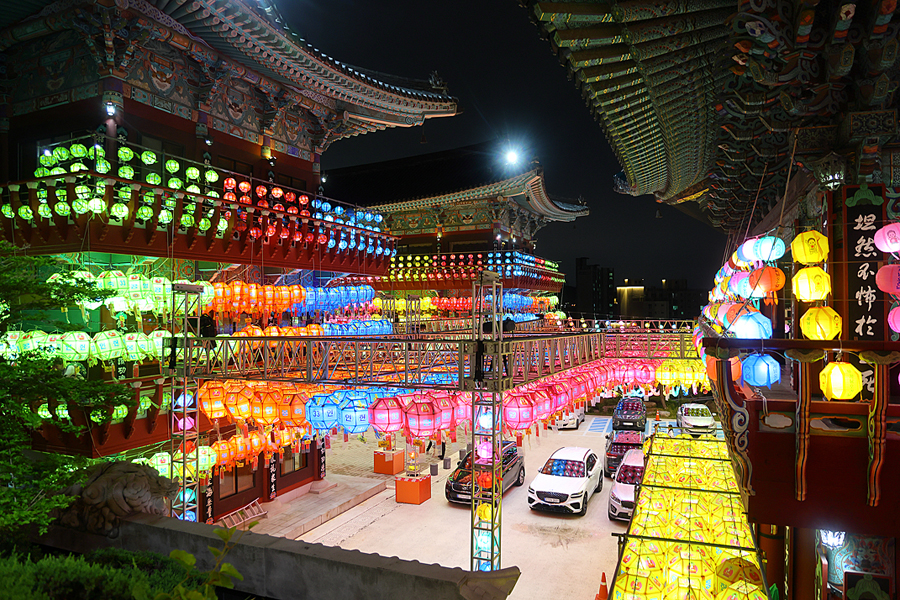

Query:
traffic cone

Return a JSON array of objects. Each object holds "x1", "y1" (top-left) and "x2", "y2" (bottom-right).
[
  {"x1": 595, "y1": 572, "x2": 608, "y2": 600},
  {"x1": 655, "y1": 411, "x2": 661, "y2": 421}
]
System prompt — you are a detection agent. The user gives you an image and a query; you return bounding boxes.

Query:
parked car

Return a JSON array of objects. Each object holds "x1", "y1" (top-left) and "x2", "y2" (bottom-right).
[
  {"x1": 527, "y1": 446, "x2": 602, "y2": 515},
  {"x1": 553, "y1": 404, "x2": 585, "y2": 429},
  {"x1": 612, "y1": 398, "x2": 647, "y2": 431},
  {"x1": 608, "y1": 449, "x2": 645, "y2": 521},
  {"x1": 445, "y1": 440, "x2": 525, "y2": 503},
  {"x1": 604, "y1": 430, "x2": 644, "y2": 477},
  {"x1": 676, "y1": 403, "x2": 716, "y2": 436}
]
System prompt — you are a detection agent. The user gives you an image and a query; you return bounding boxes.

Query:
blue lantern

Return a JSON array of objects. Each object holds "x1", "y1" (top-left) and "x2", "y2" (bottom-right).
[
  {"x1": 730, "y1": 312, "x2": 772, "y2": 339},
  {"x1": 741, "y1": 352, "x2": 781, "y2": 387},
  {"x1": 339, "y1": 393, "x2": 370, "y2": 434}
]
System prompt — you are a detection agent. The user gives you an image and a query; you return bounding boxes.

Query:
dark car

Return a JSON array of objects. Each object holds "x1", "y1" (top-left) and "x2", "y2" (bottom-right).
[
  {"x1": 445, "y1": 440, "x2": 525, "y2": 503},
  {"x1": 603, "y1": 430, "x2": 644, "y2": 477},
  {"x1": 612, "y1": 399, "x2": 647, "y2": 432}
]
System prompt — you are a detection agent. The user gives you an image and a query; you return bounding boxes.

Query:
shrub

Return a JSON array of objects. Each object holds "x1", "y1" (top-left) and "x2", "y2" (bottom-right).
[{"x1": 85, "y1": 547, "x2": 203, "y2": 592}]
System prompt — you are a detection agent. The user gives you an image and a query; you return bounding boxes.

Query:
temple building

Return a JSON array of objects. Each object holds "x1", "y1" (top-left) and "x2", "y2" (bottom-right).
[
  {"x1": 0, "y1": 0, "x2": 456, "y2": 523},
  {"x1": 522, "y1": 1, "x2": 900, "y2": 598}
]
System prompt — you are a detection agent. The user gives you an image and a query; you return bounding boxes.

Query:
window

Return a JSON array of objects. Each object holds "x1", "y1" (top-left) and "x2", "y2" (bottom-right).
[
  {"x1": 616, "y1": 465, "x2": 645, "y2": 485},
  {"x1": 219, "y1": 462, "x2": 255, "y2": 498},
  {"x1": 586, "y1": 454, "x2": 597, "y2": 473},
  {"x1": 277, "y1": 173, "x2": 308, "y2": 193},
  {"x1": 280, "y1": 448, "x2": 308, "y2": 476},
  {"x1": 218, "y1": 156, "x2": 254, "y2": 178}
]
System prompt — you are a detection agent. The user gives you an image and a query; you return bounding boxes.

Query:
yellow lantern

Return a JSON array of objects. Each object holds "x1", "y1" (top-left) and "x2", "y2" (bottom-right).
[
  {"x1": 791, "y1": 231, "x2": 829, "y2": 264},
  {"x1": 793, "y1": 267, "x2": 831, "y2": 301},
  {"x1": 819, "y1": 361, "x2": 863, "y2": 400},
  {"x1": 800, "y1": 306, "x2": 842, "y2": 340}
]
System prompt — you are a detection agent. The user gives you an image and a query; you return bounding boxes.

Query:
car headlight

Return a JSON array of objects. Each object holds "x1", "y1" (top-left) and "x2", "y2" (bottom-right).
[
  {"x1": 570, "y1": 491, "x2": 583, "y2": 497},
  {"x1": 610, "y1": 490, "x2": 619, "y2": 503},
  {"x1": 528, "y1": 487, "x2": 534, "y2": 494}
]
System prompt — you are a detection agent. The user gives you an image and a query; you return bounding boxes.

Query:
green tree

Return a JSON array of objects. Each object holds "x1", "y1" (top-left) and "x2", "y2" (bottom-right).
[{"x1": 0, "y1": 242, "x2": 133, "y2": 540}]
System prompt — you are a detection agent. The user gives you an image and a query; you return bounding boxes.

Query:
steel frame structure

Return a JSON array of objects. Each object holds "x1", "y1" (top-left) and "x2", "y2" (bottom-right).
[{"x1": 169, "y1": 283, "x2": 204, "y2": 522}]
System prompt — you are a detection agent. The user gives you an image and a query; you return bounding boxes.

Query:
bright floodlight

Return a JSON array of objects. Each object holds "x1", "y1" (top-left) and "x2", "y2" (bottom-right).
[{"x1": 505, "y1": 150, "x2": 519, "y2": 165}]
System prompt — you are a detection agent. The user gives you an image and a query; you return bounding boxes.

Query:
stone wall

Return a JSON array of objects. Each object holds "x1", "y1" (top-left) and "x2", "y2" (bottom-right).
[{"x1": 39, "y1": 514, "x2": 520, "y2": 600}]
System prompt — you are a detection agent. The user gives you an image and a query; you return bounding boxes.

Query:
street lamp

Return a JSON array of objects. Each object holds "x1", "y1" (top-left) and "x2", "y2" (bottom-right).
[{"x1": 505, "y1": 150, "x2": 519, "y2": 165}]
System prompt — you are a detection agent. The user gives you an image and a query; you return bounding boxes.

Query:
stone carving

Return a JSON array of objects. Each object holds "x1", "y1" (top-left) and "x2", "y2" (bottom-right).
[{"x1": 55, "y1": 461, "x2": 178, "y2": 537}]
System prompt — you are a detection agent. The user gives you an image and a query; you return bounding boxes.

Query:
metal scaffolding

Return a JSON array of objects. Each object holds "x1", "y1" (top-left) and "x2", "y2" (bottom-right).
[{"x1": 169, "y1": 282, "x2": 203, "y2": 522}]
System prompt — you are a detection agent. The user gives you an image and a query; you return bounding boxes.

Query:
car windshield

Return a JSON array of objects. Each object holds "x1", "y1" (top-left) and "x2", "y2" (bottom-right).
[
  {"x1": 459, "y1": 454, "x2": 472, "y2": 470},
  {"x1": 685, "y1": 407, "x2": 711, "y2": 417},
  {"x1": 540, "y1": 458, "x2": 585, "y2": 478},
  {"x1": 616, "y1": 465, "x2": 645, "y2": 485}
]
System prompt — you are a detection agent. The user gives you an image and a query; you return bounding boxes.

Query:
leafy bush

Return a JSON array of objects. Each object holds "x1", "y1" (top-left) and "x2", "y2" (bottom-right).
[
  {"x1": 86, "y1": 547, "x2": 202, "y2": 592},
  {"x1": 3, "y1": 553, "x2": 150, "y2": 599}
]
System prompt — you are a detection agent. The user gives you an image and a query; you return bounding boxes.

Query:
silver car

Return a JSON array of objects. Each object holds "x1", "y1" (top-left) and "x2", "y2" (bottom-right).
[{"x1": 676, "y1": 403, "x2": 716, "y2": 437}]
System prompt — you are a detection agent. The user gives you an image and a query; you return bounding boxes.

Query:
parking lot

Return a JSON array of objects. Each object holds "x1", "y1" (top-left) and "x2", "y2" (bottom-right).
[{"x1": 299, "y1": 417, "x2": 646, "y2": 600}]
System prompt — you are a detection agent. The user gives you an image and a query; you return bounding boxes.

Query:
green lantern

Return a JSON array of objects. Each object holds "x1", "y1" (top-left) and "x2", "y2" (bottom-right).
[
  {"x1": 123, "y1": 332, "x2": 153, "y2": 361},
  {"x1": 98, "y1": 270, "x2": 129, "y2": 295},
  {"x1": 126, "y1": 273, "x2": 152, "y2": 311},
  {"x1": 17, "y1": 205, "x2": 33, "y2": 220},
  {"x1": 52, "y1": 146, "x2": 70, "y2": 162},
  {"x1": 199, "y1": 281, "x2": 215, "y2": 306},
  {"x1": 54, "y1": 202, "x2": 71, "y2": 216},
  {"x1": 198, "y1": 446, "x2": 216, "y2": 472},
  {"x1": 72, "y1": 199, "x2": 89, "y2": 215},
  {"x1": 50, "y1": 167, "x2": 66, "y2": 176},
  {"x1": 94, "y1": 181, "x2": 106, "y2": 195},
  {"x1": 118, "y1": 165, "x2": 135, "y2": 179},
  {"x1": 56, "y1": 405, "x2": 70, "y2": 420},
  {"x1": 37, "y1": 404, "x2": 52, "y2": 419},
  {"x1": 158, "y1": 208, "x2": 173, "y2": 224},
  {"x1": 143, "y1": 191, "x2": 155, "y2": 203},
  {"x1": 118, "y1": 146, "x2": 134, "y2": 162},
  {"x1": 95, "y1": 159, "x2": 111, "y2": 174},
  {"x1": 69, "y1": 162, "x2": 88, "y2": 173},
  {"x1": 150, "y1": 277, "x2": 172, "y2": 314},
  {"x1": 87, "y1": 197, "x2": 106, "y2": 214},
  {"x1": 39, "y1": 151, "x2": 57, "y2": 167},
  {"x1": 185, "y1": 166, "x2": 200, "y2": 180},
  {"x1": 88, "y1": 145, "x2": 105, "y2": 159},
  {"x1": 1, "y1": 205, "x2": 13, "y2": 219},
  {"x1": 164, "y1": 196, "x2": 176, "y2": 208},
  {"x1": 198, "y1": 217, "x2": 212, "y2": 232},
  {"x1": 148, "y1": 329, "x2": 172, "y2": 360},
  {"x1": 138, "y1": 395, "x2": 154, "y2": 413},
  {"x1": 167, "y1": 177, "x2": 183, "y2": 190},
  {"x1": 135, "y1": 205, "x2": 153, "y2": 221},
  {"x1": 92, "y1": 330, "x2": 124, "y2": 362},
  {"x1": 18, "y1": 330, "x2": 50, "y2": 354},
  {"x1": 185, "y1": 184, "x2": 201, "y2": 194},
  {"x1": 146, "y1": 172, "x2": 162, "y2": 186},
  {"x1": 165, "y1": 159, "x2": 180, "y2": 174},
  {"x1": 37, "y1": 204, "x2": 52, "y2": 219},
  {"x1": 117, "y1": 187, "x2": 131, "y2": 201},
  {"x1": 75, "y1": 185, "x2": 91, "y2": 200},
  {"x1": 34, "y1": 167, "x2": 51, "y2": 178},
  {"x1": 141, "y1": 150, "x2": 157, "y2": 165},
  {"x1": 149, "y1": 452, "x2": 171, "y2": 477},
  {"x1": 110, "y1": 203, "x2": 129, "y2": 219},
  {"x1": 69, "y1": 144, "x2": 88, "y2": 158},
  {"x1": 207, "y1": 190, "x2": 220, "y2": 199},
  {"x1": 204, "y1": 169, "x2": 219, "y2": 183},
  {"x1": 111, "y1": 405, "x2": 129, "y2": 420},
  {"x1": 58, "y1": 331, "x2": 91, "y2": 361},
  {"x1": 0, "y1": 332, "x2": 22, "y2": 359},
  {"x1": 216, "y1": 217, "x2": 229, "y2": 232},
  {"x1": 180, "y1": 212, "x2": 195, "y2": 228}
]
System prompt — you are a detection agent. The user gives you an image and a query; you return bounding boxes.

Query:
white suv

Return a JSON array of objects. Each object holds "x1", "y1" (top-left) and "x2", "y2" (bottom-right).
[
  {"x1": 527, "y1": 447, "x2": 602, "y2": 515},
  {"x1": 608, "y1": 448, "x2": 644, "y2": 521}
]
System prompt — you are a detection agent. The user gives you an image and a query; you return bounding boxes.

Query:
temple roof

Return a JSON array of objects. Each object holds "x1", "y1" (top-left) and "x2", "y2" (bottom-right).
[
  {"x1": 323, "y1": 141, "x2": 589, "y2": 222},
  {"x1": 1, "y1": 0, "x2": 457, "y2": 144}
]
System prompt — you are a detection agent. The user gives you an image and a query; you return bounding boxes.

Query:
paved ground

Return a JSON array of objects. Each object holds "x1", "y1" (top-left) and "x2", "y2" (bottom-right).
[{"x1": 302, "y1": 417, "x2": 632, "y2": 600}]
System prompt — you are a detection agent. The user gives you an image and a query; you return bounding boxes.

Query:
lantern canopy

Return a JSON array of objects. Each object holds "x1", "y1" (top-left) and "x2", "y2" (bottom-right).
[{"x1": 819, "y1": 361, "x2": 863, "y2": 400}]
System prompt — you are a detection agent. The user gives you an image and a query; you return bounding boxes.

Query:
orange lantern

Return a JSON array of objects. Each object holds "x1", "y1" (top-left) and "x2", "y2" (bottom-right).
[
  {"x1": 248, "y1": 430, "x2": 267, "y2": 458},
  {"x1": 263, "y1": 325, "x2": 282, "y2": 349},
  {"x1": 224, "y1": 381, "x2": 253, "y2": 421},
  {"x1": 262, "y1": 285, "x2": 276, "y2": 311},
  {"x1": 231, "y1": 435, "x2": 249, "y2": 463},
  {"x1": 748, "y1": 266, "x2": 785, "y2": 293},
  {"x1": 290, "y1": 285, "x2": 306, "y2": 308},
  {"x1": 251, "y1": 385, "x2": 282, "y2": 425},
  {"x1": 211, "y1": 439, "x2": 235, "y2": 471},
  {"x1": 198, "y1": 381, "x2": 228, "y2": 420},
  {"x1": 229, "y1": 281, "x2": 245, "y2": 313},
  {"x1": 276, "y1": 287, "x2": 292, "y2": 312},
  {"x1": 706, "y1": 356, "x2": 742, "y2": 383},
  {"x1": 307, "y1": 324, "x2": 324, "y2": 336},
  {"x1": 280, "y1": 391, "x2": 308, "y2": 427}
]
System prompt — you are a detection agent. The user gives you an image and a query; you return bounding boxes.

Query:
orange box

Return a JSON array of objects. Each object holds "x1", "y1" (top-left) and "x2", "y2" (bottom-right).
[
  {"x1": 374, "y1": 450, "x2": 404, "y2": 475},
  {"x1": 395, "y1": 475, "x2": 431, "y2": 504}
]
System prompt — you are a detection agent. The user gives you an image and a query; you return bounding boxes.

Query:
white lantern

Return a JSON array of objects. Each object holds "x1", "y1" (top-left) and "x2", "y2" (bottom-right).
[
  {"x1": 98, "y1": 270, "x2": 129, "y2": 296},
  {"x1": 123, "y1": 332, "x2": 153, "y2": 361},
  {"x1": 150, "y1": 277, "x2": 172, "y2": 314},
  {"x1": 18, "y1": 330, "x2": 50, "y2": 354},
  {"x1": 148, "y1": 329, "x2": 173, "y2": 360}
]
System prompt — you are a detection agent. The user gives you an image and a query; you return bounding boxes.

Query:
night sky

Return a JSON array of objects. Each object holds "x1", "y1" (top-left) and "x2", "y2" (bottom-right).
[{"x1": 278, "y1": 1, "x2": 727, "y2": 290}]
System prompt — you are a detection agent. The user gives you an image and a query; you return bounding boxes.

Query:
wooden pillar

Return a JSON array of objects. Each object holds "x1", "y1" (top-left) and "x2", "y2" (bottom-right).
[
  {"x1": 867, "y1": 362, "x2": 889, "y2": 506},
  {"x1": 795, "y1": 361, "x2": 812, "y2": 501},
  {"x1": 792, "y1": 527, "x2": 818, "y2": 600},
  {"x1": 759, "y1": 523, "x2": 786, "y2": 600}
]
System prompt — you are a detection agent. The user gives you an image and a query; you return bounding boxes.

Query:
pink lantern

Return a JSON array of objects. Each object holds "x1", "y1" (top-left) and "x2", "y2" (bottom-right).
[
  {"x1": 529, "y1": 387, "x2": 552, "y2": 421},
  {"x1": 889, "y1": 306, "x2": 900, "y2": 334},
  {"x1": 550, "y1": 382, "x2": 570, "y2": 411},
  {"x1": 368, "y1": 397, "x2": 403, "y2": 433},
  {"x1": 453, "y1": 392, "x2": 472, "y2": 424},
  {"x1": 403, "y1": 396, "x2": 442, "y2": 439},
  {"x1": 634, "y1": 362, "x2": 656, "y2": 386},
  {"x1": 432, "y1": 392, "x2": 455, "y2": 431},
  {"x1": 503, "y1": 393, "x2": 534, "y2": 431}
]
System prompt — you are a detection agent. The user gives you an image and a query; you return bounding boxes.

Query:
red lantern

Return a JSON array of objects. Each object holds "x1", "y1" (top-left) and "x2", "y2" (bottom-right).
[
  {"x1": 251, "y1": 385, "x2": 282, "y2": 425},
  {"x1": 748, "y1": 266, "x2": 785, "y2": 293},
  {"x1": 199, "y1": 381, "x2": 228, "y2": 420},
  {"x1": 368, "y1": 396, "x2": 403, "y2": 433},
  {"x1": 255, "y1": 185, "x2": 268, "y2": 198},
  {"x1": 299, "y1": 194, "x2": 309, "y2": 205},
  {"x1": 271, "y1": 187, "x2": 283, "y2": 198},
  {"x1": 224, "y1": 177, "x2": 237, "y2": 190},
  {"x1": 238, "y1": 181, "x2": 251, "y2": 193}
]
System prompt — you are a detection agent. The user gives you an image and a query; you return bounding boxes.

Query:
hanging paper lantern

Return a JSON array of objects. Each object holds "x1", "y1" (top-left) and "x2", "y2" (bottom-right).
[
  {"x1": 889, "y1": 306, "x2": 900, "y2": 333},
  {"x1": 198, "y1": 381, "x2": 228, "y2": 420},
  {"x1": 212, "y1": 439, "x2": 235, "y2": 471},
  {"x1": 800, "y1": 306, "x2": 842, "y2": 340},
  {"x1": 820, "y1": 361, "x2": 863, "y2": 400},
  {"x1": 339, "y1": 393, "x2": 370, "y2": 434},
  {"x1": 793, "y1": 267, "x2": 831, "y2": 301},
  {"x1": 368, "y1": 396, "x2": 404, "y2": 433},
  {"x1": 730, "y1": 312, "x2": 772, "y2": 339},
  {"x1": 224, "y1": 381, "x2": 253, "y2": 421},
  {"x1": 502, "y1": 394, "x2": 534, "y2": 431},
  {"x1": 748, "y1": 266, "x2": 785, "y2": 293},
  {"x1": 874, "y1": 222, "x2": 900, "y2": 253},
  {"x1": 251, "y1": 385, "x2": 282, "y2": 425},
  {"x1": 306, "y1": 394, "x2": 340, "y2": 433},
  {"x1": 141, "y1": 150, "x2": 157, "y2": 165},
  {"x1": 791, "y1": 231, "x2": 829, "y2": 264},
  {"x1": 740, "y1": 353, "x2": 780, "y2": 387},
  {"x1": 148, "y1": 452, "x2": 171, "y2": 478},
  {"x1": 91, "y1": 330, "x2": 124, "y2": 362},
  {"x1": 875, "y1": 264, "x2": 900, "y2": 295},
  {"x1": 403, "y1": 396, "x2": 442, "y2": 439},
  {"x1": 280, "y1": 391, "x2": 308, "y2": 428},
  {"x1": 122, "y1": 332, "x2": 153, "y2": 361}
]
